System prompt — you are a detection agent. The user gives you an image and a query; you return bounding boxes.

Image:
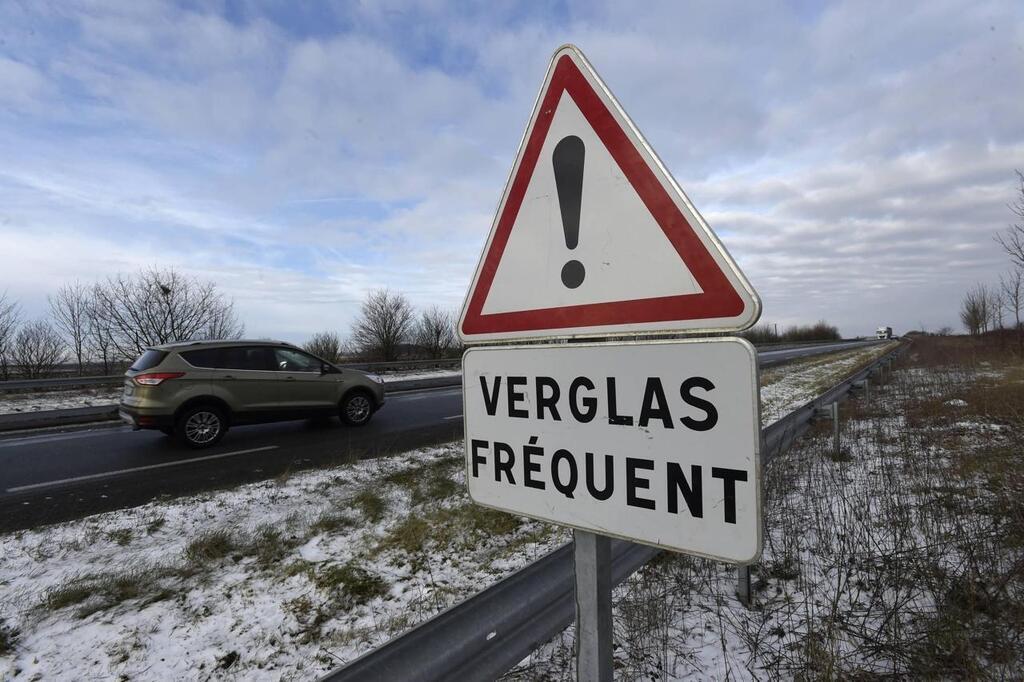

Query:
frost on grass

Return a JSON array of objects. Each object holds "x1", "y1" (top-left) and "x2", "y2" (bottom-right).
[
  {"x1": 759, "y1": 342, "x2": 897, "y2": 424},
  {"x1": 0, "y1": 444, "x2": 567, "y2": 680},
  {"x1": 508, "y1": 337, "x2": 1024, "y2": 680}
]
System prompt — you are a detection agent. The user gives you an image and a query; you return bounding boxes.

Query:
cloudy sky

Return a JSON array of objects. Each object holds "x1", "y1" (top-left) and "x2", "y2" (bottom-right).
[{"x1": 1, "y1": 0, "x2": 1022, "y2": 341}]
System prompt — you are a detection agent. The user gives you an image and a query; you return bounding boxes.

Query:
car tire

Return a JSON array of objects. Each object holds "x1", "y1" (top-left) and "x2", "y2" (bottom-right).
[
  {"x1": 339, "y1": 391, "x2": 374, "y2": 426},
  {"x1": 174, "y1": 405, "x2": 228, "y2": 449}
]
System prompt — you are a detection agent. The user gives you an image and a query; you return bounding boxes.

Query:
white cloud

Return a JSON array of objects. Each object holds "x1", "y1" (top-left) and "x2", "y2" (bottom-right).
[{"x1": 0, "y1": 0, "x2": 1022, "y2": 339}]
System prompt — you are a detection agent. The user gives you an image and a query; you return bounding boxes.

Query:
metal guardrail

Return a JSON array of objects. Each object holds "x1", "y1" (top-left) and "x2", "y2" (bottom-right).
[
  {"x1": 762, "y1": 341, "x2": 903, "y2": 463},
  {"x1": 0, "y1": 359, "x2": 462, "y2": 392},
  {"x1": 322, "y1": 341, "x2": 905, "y2": 681},
  {"x1": 0, "y1": 375, "x2": 125, "y2": 390},
  {"x1": 338, "y1": 358, "x2": 461, "y2": 372}
]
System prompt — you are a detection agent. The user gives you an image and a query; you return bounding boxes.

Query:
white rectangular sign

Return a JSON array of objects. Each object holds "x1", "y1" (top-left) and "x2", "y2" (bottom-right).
[{"x1": 463, "y1": 338, "x2": 762, "y2": 563}]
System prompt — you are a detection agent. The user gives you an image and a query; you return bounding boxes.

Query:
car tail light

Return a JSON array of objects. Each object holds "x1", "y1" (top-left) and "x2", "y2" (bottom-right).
[{"x1": 134, "y1": 372, "x2": 185, "y2": 386}]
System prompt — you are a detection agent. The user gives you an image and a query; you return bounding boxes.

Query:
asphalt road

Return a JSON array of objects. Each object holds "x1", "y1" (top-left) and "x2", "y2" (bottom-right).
[{"x1": 0, "y1": 340, "x2": 879, "y2": 532}]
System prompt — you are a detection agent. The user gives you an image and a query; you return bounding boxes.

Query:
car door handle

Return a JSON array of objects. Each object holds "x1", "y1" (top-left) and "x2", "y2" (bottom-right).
[
  {"x1": 223, "y1": 375, "x2": 235, "y2": 380},
  {"x1": 285, "y1": 376, "x2": 296, "y2": 381}
]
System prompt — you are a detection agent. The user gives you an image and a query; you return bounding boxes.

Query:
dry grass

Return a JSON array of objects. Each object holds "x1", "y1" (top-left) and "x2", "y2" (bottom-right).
[
  {"x1": 313, "y1": 562, "x2": 389, "y2": 606},
  {"x1": 351, "y1": 489, "x2": 387, "y2": 522},
  {"x1": 184, "y1": 529, "x2": 235, "y2": 563},
  {"x1": 383, "y1": 458, "x2": 462, "y2": 505},
  {"x1": 41, "y1": 566, "x2": 187, "y2": 619}
]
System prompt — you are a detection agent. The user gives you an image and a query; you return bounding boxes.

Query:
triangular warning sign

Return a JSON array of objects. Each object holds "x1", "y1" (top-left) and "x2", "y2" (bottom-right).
[{"x1": 459, "y1": 45, "x2": 760, "y2": 343}]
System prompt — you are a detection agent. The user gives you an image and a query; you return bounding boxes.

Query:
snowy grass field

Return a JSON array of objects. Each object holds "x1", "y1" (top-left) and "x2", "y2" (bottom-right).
[
  {"x1": 0, "y1": 341, "x2": 934, "y2": 680},
  {"x1": 510, "y1": 337, "x2": 1024, "y2": 679}
]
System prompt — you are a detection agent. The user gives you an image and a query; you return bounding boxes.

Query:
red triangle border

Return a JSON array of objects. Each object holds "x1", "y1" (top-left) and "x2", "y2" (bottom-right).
[{"x1": 462, "y1": 54, "x2": 746, "y2": 336}]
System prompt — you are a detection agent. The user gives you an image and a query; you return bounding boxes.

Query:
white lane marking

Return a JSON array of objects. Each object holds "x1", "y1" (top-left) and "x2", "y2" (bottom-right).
[
  {"x1": 443, "y1": 415, "x2": 463, "y2": 420},
  {"x1": 5, "y1": 445, "x2": 279, "y2": 494}
]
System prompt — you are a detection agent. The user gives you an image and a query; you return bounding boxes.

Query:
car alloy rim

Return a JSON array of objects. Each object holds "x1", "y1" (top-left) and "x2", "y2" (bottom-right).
[
  {"x1": 185, "y1": 411, "x2": 220, "y2": 444},
  {"x1": 346, "y1": 395, "x2": 371, "y2": 422}
]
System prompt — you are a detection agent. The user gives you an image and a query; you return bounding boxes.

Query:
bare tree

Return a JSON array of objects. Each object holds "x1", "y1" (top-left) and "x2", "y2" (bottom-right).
[
  {"x1": 960, "y1": 284, "x2": 988, "y2": 336},
  {"x1": 351, "y1": 289, "x2": 415, "y2": 361},
  {"x1": 89, "y1": 267, "x2": 243, "y2": 359},
  {"x1": 49, "y1": 282, "x2": 92, "y2": 375},
  {"x1": 995, "y1": 170, "x2": 1024, "y2": 270},
  {"x1": 84, "y1": 297, "x2": 116, "y2": 374},
  {"x1": 201, "y1": 304, "x2": 245, "y2": 341},
  {"x1": 990, "y1": 289, "x2": 1005, "y2": 331},
  {"x1": 303, "y1": 331, "x2": 345, "y2": 364},
  {"x1": 10, "y1": 320, "x2": 66, "y2": 378},
  {"x1": 1001, "y1": 268, "x2": 1024, "y2": 353},
  {"x1": 414, "y1": 306, "x2": 458, "y2": 358},
  {"x1": 0, "y1": 291, "x2": 20, "y2": 380}
]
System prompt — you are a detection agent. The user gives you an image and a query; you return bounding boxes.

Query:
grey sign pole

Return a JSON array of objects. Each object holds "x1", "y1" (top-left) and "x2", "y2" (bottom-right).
[{"x1": 574, "y1": 529, "x2": 613, "y2": 681}]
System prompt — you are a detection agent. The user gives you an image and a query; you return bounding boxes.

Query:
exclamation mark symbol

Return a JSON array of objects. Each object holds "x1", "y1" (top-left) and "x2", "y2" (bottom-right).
[{"x1": 553, "y1": 135, "x2": 586, "y2": 289}]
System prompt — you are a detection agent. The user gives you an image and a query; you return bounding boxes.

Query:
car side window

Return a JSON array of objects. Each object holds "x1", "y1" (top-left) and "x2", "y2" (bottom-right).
[
  {"x1": 219, "y1": 346, "x2": 275, "y2": 371},
  {"x1": 180, "y1": 348, "x2": 219, "y2": 368},
  {"x1": 274, "y1": 348, "x2": 322, "y2": 372}
]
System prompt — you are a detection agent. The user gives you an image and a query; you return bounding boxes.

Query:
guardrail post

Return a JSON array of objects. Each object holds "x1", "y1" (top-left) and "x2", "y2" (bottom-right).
[
  {"x1": 813, "y1": 402, "x2": 841, "y2": 457},
  {"x1": 831, "y1": 402, "x2": 840, "y2": 457},
  {"x1": 852, "y1": 378, "x2": 870, "y2": 405},
  {"x1": 574, "y1": 530, "x2": 613, "y2": 682},
  {"x1": 736, "y1": 564, "x2": 752, "y2": 605}
]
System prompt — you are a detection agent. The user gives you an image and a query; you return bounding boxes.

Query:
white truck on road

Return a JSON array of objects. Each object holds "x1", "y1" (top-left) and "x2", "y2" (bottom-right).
[{"x1": 876, "y1": 326, "x2": 893, "y2": 340}]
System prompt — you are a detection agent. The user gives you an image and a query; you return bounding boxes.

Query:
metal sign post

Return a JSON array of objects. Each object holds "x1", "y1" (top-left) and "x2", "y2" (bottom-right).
[{"x1": 574, "y1": 530, "x2": 613, "y2": 681}]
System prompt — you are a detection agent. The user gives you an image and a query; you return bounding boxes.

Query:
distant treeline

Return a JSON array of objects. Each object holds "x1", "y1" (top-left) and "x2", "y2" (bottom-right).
[
  {"x1": 741, "y1": 321, "x2": 841, "y2": 345},
  {"x1": 0, "y1": 270, "x2": 461, "y2": 380}
]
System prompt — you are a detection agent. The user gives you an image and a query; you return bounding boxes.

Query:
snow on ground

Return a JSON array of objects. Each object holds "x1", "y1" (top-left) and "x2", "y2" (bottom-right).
[
  {"x1": 0, "y1": 343, "x2": 906, "y2": 680},
  {"x1": 759, "y1": 342, "x2": 896, "y2": 423},
  {"x1": 0, "y1": 387, "x2": 123, "y2": 414},
  {"x1": 0, "y1": 445, "x2": 569, "y2": 680}
]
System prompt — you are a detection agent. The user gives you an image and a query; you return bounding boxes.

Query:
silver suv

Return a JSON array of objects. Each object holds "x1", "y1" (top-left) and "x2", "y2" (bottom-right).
[{"x1": 119, "y1": 340, "x2": 386, "y2": 448}]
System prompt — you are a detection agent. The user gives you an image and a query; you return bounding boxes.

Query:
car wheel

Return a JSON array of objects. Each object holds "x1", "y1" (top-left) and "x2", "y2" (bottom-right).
[
  {"x1": 174, "y1": 405, "x2": 227, "y2": 448},
  {"x1": 340, "y1": 391, "x2": 374, "y2": 426}
]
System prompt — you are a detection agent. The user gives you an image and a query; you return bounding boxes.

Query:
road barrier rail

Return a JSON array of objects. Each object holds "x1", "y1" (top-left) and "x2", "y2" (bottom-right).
[
  {"x1": 0, "y1": 358, "x2": 463, "y2": 392},
  {"x1": 321, "y1": 340, "x2": 906, "y2": 681}
]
